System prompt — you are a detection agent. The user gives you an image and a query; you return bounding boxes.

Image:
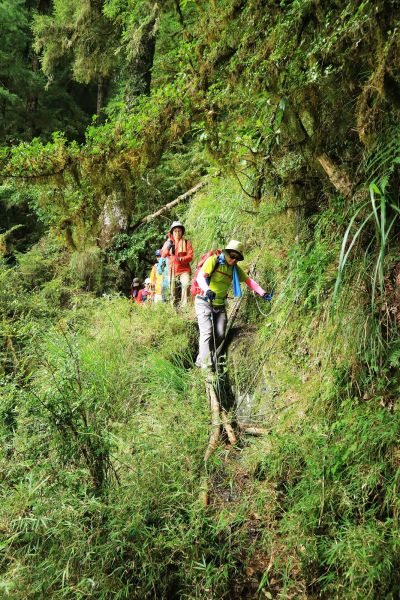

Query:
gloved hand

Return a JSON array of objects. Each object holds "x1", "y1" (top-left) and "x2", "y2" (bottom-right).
[
  {"x1": 263, "y1": 292, "x2": 273, "y2": 302},
  {"x1": 166, "y1": 240, "x2": 175, "y2": 254},
  {"x1": 205, "y1": 289, "x2": 216, "y2": 302}
]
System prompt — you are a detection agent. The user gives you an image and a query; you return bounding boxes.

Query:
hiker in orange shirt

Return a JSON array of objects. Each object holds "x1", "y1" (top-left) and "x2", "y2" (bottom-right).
[{"x1": 161, "y1": 221, "x2": 193, "y2": 307}]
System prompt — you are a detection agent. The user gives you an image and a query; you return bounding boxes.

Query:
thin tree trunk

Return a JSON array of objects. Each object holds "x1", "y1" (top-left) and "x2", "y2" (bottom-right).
[
  {"x1": 125, "y1": 5, "x2": 158, "y2": 99},
  {"x1": 97, "y1": 76, "x2": 104, "y2": 114}
]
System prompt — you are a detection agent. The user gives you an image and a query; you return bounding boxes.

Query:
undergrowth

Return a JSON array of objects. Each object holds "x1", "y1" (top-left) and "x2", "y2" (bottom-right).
[{"x1": 0, "y1": 298, "x2": 231, "y2": 598}]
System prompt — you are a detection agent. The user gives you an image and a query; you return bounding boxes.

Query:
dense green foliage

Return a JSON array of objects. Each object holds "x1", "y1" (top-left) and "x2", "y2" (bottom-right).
[
  {"x1": 1, "y1": 0, "x2": 400, "y2": 597},
  {"x1": 0, "y1": 0, "x2": 96, "y2": 144}
]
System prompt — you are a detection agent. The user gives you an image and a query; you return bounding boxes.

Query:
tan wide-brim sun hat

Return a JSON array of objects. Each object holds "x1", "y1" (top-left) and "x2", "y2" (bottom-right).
[{"x1": 224, "y1": 240, "x2": 244, "y2": 261}]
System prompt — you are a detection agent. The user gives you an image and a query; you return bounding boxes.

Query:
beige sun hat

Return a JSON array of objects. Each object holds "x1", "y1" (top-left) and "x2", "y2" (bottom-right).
[{"x1": 224, "y1": 240, "x2": 244, "y2": 261}]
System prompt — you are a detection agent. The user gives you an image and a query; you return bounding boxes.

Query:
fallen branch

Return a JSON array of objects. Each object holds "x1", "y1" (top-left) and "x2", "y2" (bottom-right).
[
  {"x1": 221, "y1": 409, "x2": 237, "y2": 445},
  {"x1": 204, "y1": 379, "x2": 221, "y2": 462},
  {"x1": 130, "y1": 180, "x2": 207, "y2": 231},
  {"x1": 237, "y1": 424, "x2": 269, "y2": 436},
  {"x1": 316, "y1": 153, "x2": 352, "y2": 197},
  {"x1": 204, "y1": 376, "x2": 238, "y2": 463},
  {"x1": 199, "y1": 475, "x2": 209, "y2": 507}
]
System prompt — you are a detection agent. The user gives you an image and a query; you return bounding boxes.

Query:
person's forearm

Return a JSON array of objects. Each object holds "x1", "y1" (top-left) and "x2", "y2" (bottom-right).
[
  {"x1": 245, "y1": 277, "x2": 265, "y2": 296},
  {"x1": 197, "y1": 270, "x2": 210, "y2": 293}
]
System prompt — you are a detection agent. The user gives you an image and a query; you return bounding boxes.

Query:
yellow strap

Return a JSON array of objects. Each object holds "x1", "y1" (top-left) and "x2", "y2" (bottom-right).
[{"x1": 177, "y1": 239, "x2": 187, "y2": 253}]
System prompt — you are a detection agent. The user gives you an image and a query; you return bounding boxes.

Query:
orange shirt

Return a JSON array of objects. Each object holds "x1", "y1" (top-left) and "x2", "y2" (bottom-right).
[{"x1": 161, "y1": 237, "x2": 193, "y2": 276}]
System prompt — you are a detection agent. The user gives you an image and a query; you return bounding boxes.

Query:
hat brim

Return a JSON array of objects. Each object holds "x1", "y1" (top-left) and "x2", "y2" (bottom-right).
[
  {"x1": 224, "y1": 248, "x2": 244, "y2": 261},
  {"x1": 170, "y1": 225, "x2": 185, "y2": 235}
]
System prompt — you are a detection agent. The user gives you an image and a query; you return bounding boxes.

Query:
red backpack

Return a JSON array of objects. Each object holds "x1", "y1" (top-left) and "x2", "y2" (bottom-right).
[{"x1": 190, "y1": 249, "x2": 222, "y2": 297}]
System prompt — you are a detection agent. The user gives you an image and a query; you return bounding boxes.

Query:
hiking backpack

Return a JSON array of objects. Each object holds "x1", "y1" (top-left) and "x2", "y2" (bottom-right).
[{"x1": 190, "y1": 249, "x2": 222, "y2": 297}]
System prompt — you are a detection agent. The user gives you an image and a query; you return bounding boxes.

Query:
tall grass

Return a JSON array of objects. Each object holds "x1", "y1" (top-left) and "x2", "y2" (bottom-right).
[
  {"x1": 334, "y1": 181, "x2": 400, "y2": 308},
  {"x1": 0, "y1": 297, "x2": 234, "y2": 599}
]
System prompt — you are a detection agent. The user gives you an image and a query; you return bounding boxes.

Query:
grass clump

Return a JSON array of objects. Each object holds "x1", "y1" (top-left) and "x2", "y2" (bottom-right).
[{"x1": 0, "y1": 296, "x2": 243, "y2": 598}]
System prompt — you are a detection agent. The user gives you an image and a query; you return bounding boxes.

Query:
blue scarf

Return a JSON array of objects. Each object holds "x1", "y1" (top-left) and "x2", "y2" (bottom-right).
[
  {"x1": 232, "y1": 265, "x2": 242, "y2": 297},
  {"x1": 218, "y1": 253, "x2": 241, "y2": 298}
]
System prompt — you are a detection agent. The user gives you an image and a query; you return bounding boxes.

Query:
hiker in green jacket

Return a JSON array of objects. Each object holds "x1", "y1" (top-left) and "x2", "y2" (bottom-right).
[{"x1": 194, "y1": 240, "x2": 272, "y2": 369}]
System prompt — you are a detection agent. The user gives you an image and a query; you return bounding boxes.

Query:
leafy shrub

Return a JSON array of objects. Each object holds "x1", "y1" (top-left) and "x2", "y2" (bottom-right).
[{"x1": 0, "y1": 298, "x2": 232, "y2": 599}]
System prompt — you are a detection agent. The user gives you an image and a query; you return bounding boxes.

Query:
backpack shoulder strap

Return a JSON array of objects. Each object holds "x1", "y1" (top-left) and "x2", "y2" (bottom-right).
[{"x1": 204, "y1": 250, "x2": 222, "y2": 282}]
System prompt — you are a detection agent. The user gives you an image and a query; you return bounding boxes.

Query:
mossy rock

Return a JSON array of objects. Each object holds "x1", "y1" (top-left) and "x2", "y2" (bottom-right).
[{"x1": 272, "y1": 151, "x2": 307, "y2": 180}]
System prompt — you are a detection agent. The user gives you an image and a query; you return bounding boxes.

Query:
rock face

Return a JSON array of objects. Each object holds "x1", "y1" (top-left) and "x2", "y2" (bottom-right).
[{"x1": 98, "y1": 193, "x2": 128, "y2": 247}]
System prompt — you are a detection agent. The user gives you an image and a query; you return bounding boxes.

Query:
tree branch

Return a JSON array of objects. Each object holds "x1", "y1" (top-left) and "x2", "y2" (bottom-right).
[
  {"x1": 130, "y1": 180, "x2": 207, "y2": 231},
  {"x1": 3, "y1": 165, "x2": 69, "y2": 180}
]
